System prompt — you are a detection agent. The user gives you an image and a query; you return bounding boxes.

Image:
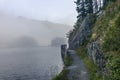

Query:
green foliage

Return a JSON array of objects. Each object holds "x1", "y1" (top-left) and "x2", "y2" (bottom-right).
[
  {"x1": 77, "y1": 1, "x2": 120, "y2": 80},
  {"x1": 64, "y1": 53, "x2": 73, "y2": 66},
  {"x1": 76, "y1": 45, "x2": 105, "y2": 80},
  {"x1": 53, "y1": 53, "x2": 73, "y2": 80},
  {"x1": 77, "y1": 45, "x2": 87, "y2": 59},
  {"x1": 69, "y1": 0, "x2": 120, "y2": 80},
  {"x1": 92, "y1": 0, "x2": 120, "y2": 79},
  {"x1": 110, "y1": 0, "x2": 117, "y2": 2},
  {"x1": 53, "y1": 69, "x2": 69, "y2": 80},
  {"x1": 105, "y1": 52, "x2": 120, "y2": 80},
  {"x1": 102, "y1": 15, "x2": 120, "y2": 52},
  {"x1": 91, "y1": 1, "x2": 120, "y2": 42},
  {"x1": 84, "y1": 57, "x2": 105, "y2": 80},
  {"x1": 102, "y1": 12, "x2": 120, "y2": 80}
]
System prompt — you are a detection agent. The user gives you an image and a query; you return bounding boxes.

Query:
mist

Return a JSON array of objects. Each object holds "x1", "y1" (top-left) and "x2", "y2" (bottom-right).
[{"x1": 0, "y1": 13, "x2": 72, "y2": 48}]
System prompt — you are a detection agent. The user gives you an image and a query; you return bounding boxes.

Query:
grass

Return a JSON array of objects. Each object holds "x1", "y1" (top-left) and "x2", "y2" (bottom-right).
[
  {"x1": 101, "y1": 13, "x2": 120, "y2": 80},
  {"x1": 102, "y1": 13, "x2": 120, "y2": 52},
  {"x1": 76, "y1": 45, "x2": 106, "y2": 80},
  {"x1": 53, "y1": 52, "x2": 73, "y2": 80},
  {"x1": 64, "y1": 53, "x2": 73, "y2": 66},
  {"x1": 105, "y1": 52, "x2": 120, "y2": 80},
  {"x1": 53, "y1": 69, "x2": 69, "y2": 80},
  {"x1": 75, "y1": 1, "x2": 120, "y2": 79},
  {"x1": 89, "y1": 1, "x2": 120, "y2": 79},
  {"x1": 54, "y1": 0, "x2": 120, "y2": 80},
  {"x1": 90, "y1": 0, "x2": 120, "y2": 42},
  {"x1": 94, "y1": 1, "x2": 120, "y2": 79}
]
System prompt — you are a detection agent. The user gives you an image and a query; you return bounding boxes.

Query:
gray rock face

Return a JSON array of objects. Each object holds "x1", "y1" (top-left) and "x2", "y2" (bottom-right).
[
  {"x1": 69, "y1": 15, "x2": 94, "y2": 49},
  {"x1": 87, "y1": 42, "x2": 106, "y2": 70},
  {"x1": 68, "y1": 11, "x2": 110, "y2": 78},
  {"x1": 68, "y1": 14, "x2": 106, "y2": 77}
]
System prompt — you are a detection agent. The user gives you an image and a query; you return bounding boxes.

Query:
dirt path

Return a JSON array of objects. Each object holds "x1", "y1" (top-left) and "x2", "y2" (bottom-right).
[{"x1": 66, "y1": 50, "x2": 89, "y2": 80}]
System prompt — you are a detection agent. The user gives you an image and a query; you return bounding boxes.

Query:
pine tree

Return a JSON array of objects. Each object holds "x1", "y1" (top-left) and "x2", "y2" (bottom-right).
[
  {"x1": 93, "y1": 0, "x2": 98, "y2": 13},
  {"x1": 98, "y1": 0, "x2": 102, "y2": 10},
  {"x1": 103, "y1": 0, "x2": 109, "y2": 7},
  {"x1": 76, "y1": 0, "x2": 86, "y2": 20},
  {"x1": 84, "y1": 0, "x2": 93, "y2": 14}
]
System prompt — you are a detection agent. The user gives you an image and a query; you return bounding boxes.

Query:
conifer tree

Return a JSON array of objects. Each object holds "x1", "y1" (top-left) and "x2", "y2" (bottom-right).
[
  {"x1": 84, "y1": 0, "x2": 93, "y2": 14},
  {"x1": 76, "y1": 0, "x2": 86, "y2": 20},
  {"x1": 103, "y1": 0, "x2": 109, "y2": 7},
  {"x1": 93, "y1": 0, "x2": 98, "y2": 13}
]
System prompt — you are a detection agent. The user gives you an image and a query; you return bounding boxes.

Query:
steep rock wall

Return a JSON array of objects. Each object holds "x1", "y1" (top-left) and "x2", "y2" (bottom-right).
[
  {"x1": 87, "y1": 42, "x2": 106, "y2": 71},
  {"x1": 69, "y1": 15, "x2": 95, "y2": 49},
  {"x1": 68, "y1": 14, "x2": 106, "y2": 76}
]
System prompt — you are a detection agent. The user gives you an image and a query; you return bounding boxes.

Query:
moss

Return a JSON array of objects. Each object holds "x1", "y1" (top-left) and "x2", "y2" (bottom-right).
[
  {"x1": 90, "y1": 0, "x2": 120, "y2": 79},
  {"x1": 84, "y1": 58, "x2": 105, "y2": 80},
  {"x1": 102, "y1": 20, "x2": 120, "y2": 52},
  {"x1": 101, "y1": 12, "x2": 120, "y2": 80},
  {"x1": 76, "y1": 1, "x2": 120, "y2": 79},
  {"x1": 105, "y1": 52, "x2": 120, "y2": 80},
  {"x1": 76, "y1": 45, "x2": 105, "y2": 80},
  {"x1": 53, "y1": 69, "x2": 69, "y2": 80},
  {"x1": 102, "y1": 14, "x2": 120, "y2": 51},
  {"x1": 77, "y1": 45, "x2": 87, "y2": 59},
  {"x1": 53, "y1": 53, "x2": 73, "y2": 80},
  {"x1": 64, "y1": 53, "x2": 73, "y2": 66},
  {"x1": 68, "y1": 0, "x2": 120, "y2": 80},
  {"x1": 91, "y1": 0, "x2": 120, "y2": 42}
]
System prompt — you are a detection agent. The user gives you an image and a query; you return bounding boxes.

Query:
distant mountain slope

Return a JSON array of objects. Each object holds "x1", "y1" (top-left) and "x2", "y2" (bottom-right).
[{"x1": 0, "y1": 13, "x2": 72, "y2": 48}]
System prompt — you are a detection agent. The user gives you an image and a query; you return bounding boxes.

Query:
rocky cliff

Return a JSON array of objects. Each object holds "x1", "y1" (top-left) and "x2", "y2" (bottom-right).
[
  {"x1": 68, "y1": 0, "x2": 120, "y2": 80},
  {"x1": 68, "y1": 15, "x2": 95, "y2": 49}
]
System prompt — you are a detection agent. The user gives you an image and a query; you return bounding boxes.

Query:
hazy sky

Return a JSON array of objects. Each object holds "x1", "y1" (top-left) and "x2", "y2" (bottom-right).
[
  {"x1": 0, "y1": 0, "x2": 77, "y2": 25},
  {"x1": 0, "y1": 0, "x2": 77, "y2": 47},
  {"x1": 0, "y1": 13, "x2": 72, "y2": 47}
]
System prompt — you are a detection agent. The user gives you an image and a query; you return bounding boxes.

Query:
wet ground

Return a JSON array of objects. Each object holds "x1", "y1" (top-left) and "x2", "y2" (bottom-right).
[{"x1": 67, "y1": 50, "x2": 89, "y2": 80}]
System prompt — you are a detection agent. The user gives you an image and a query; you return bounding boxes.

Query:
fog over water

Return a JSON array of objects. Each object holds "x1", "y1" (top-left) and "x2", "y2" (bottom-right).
[
  {"x1": 0, "y1": 13, "x2": 69, "y2": 80},
  {"x1": 0, "y1": 0, "x2": 76, "y2": 47},
  {"x1": 0, "y1": 13, "x2": 72, "y2": 48},
  {"x1": 0, "y1": 0, "x2": 75, "y2": 80}
]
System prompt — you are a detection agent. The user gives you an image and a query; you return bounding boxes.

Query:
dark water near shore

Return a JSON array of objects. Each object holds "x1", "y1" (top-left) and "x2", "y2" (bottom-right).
[{"x1": 0, "y1": 47, "x2": 63, "y2": 80}]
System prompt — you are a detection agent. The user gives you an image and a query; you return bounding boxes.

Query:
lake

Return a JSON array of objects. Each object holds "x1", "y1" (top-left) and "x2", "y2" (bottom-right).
[{"x1": 0, "y1": 47, "x2": 63, "y2": 80}]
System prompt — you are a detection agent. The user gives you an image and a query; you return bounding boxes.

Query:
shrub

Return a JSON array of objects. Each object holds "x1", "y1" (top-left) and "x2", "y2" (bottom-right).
[
  {"x1": 106, "y1": 52, "x2": 120, "y2": 80},
  {"x1": 76, "y1": 46, "x2": 105, "y2": 80},
  {"x1": 102, "y1": 15, "x2": 120, "y2": 52},
  {"x1": 53, "y1": 69, "x2": 69, "y2": 80},
  {"x1": 64, "y1": 53, "x2": 73, "y2": 66}
]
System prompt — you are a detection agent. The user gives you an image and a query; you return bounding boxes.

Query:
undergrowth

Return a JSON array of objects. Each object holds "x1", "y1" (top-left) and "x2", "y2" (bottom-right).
[
  {"x1": 76, "y1": 45, "x2": 105, "y2": 80},
  {"x1": 89, "y1": 0, "x2": 120, "y2": 80},
  {"x1": 53, "y1": 69, "x2": 69, "y2": 80},
  {"x1": 53, "y1": 52, "x2": 73, "y2": 80},
  {"x1": 64, "y1": 53, "x2": 73, "y2": 66}
]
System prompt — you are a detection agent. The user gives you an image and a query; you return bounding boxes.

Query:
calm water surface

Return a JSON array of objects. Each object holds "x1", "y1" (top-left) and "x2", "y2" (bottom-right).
[{"x1": 0, "y1": 47, "x2": 63, "y2": 80}]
